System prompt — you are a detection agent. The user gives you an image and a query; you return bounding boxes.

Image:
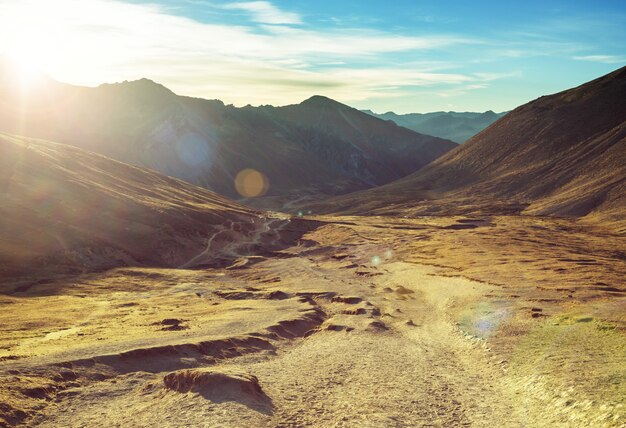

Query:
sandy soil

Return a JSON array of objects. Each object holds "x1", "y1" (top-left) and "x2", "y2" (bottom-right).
[{"x1": 1, "y1": 215, "x2": 624, "y2": 427}]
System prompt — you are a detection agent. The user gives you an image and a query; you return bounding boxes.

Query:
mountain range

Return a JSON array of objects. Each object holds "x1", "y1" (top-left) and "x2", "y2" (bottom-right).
[
  {"x1": 313, "y1": 66, "x2": 626, "y2": 233},
  {"x1": 0, "y1": 66, "x2": 456, "y2": 210},
  {"x1": 362, "y1": 109, "x2": 507, "y2": 143},
  {"x1": 2, "y1": 63, "x2": 623, "y2": 233}
]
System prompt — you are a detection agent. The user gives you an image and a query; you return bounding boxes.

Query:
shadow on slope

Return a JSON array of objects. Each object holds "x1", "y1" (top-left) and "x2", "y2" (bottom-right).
[
  {"x1": 0, "y1": 133, "x2": 322, "y2": 283},
  {"x1": 0, "y1": 64, "x2": 456, "y2": 209}
]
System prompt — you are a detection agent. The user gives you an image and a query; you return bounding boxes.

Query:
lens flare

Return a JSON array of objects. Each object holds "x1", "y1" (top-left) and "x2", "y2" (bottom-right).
[
  {"x1": 1, "y1": 3, "x2": 59, "y2": 90},
  {"x1": 175, "y1": 133, "x2": 211, "y2": 167},
  {"x1": 459, "y1": 302, "x2": 511, "y2": 339},
  {"x1": 235, "y1": 168, "x2": 269, "y2": 197}
]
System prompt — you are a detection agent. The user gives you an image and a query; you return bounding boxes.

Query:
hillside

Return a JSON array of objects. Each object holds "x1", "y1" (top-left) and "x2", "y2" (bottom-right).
[
  {"x1": 0, "y1": 68, "x2": 456, "y2": 209},
  {"x1": 0, "y1": 132, "x2": 315, "y2": 279},
  {"x1": 363, "y1": 110, "x2": 506, "y2": 143},
  {"x1": 314, "y1": 67, "x2": 626, "y2": 232}
]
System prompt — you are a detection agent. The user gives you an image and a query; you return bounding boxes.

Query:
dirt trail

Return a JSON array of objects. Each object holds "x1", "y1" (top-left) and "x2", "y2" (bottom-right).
[{"x1": 253, "y1": 262, "x2": 519, "y2": 427}]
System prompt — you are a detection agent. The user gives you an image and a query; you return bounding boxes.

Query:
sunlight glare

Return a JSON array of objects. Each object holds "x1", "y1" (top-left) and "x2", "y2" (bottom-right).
[
  {"x1": 6, "y1": 47, "x2": 45, "y2": 88},
  {"x1": 1, "y1": 3, "x2": 60, "y2": 88}
]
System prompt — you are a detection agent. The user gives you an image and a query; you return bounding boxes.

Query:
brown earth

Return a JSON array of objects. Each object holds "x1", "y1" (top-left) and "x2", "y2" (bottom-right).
[{"x1": 1, "y1": 215, "x2": 623, "y2": 427}]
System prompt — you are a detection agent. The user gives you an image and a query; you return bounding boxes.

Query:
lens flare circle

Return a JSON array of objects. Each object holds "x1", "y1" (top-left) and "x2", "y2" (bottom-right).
[{"x1": 235, "y1": 168, "x2": 269, "y2": 197}]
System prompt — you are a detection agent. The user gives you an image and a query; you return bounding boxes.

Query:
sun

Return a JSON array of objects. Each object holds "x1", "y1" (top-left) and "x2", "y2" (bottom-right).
[
  {"x1": 5, "y1": 54, "x2": 44, "y2": 89},
  {"x1": 1, "y1": 4, "x2": 57, "y2": 89}
]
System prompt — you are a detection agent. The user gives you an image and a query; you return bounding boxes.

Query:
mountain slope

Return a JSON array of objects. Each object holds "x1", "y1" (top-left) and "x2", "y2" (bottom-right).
[
  {"x1": 268, "y1": 96, "x2": 456, "y2": 188},
  {"x1": 0, "y1": 132, "x2": 266, "y2": 278},
  {"x1": 315, "y1": 66, "x2": 626, "y2": 232},
  {"x1": 363, "y1": 110, "x2": 506, "y2": 143},
  {"x1": 0, "y1": 68, "x2": 456, "y2": 209}
]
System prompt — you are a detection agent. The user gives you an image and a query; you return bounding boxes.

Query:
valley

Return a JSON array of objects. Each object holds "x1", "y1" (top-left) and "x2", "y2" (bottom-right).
[
  {"x1": 0, "y1": 9, "x2": 624, "y2": 425},
  {"x1": 0, "y1": 70, "x2": 456, "y2": 209},
  {"x1": 1, "y1": 215, "x2": 624, "y2": 427}
]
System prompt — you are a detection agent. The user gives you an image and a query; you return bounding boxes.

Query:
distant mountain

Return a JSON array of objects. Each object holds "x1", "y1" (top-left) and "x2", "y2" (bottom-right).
[
  {"x1": 362, "y1": 110, "x2": 507, "y2": 143},
  {"x1": 0, "y1": 68, "x2": 456, "y2": 210},
  {"x1": 313, "y1": 66, "x2": 626, "y2": 233}
]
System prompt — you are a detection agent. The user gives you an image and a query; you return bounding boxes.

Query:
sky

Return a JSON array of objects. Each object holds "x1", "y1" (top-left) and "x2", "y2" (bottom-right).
[{"x1": 0, "y1": 0, "x2": 624, "y2": 113}]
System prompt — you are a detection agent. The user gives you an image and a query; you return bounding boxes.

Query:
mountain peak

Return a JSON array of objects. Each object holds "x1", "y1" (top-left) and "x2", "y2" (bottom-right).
[
  {"x1": 98, "y1": 78, "x2": 175, "y2": 96},
  {"x1": 300, "y1": 95, "x2": 344, "y2": 108}
]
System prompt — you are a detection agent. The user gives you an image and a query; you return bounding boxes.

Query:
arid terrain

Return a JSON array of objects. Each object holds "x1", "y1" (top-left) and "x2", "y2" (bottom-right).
[
  {"x1": 1, "y1": 213, "x2": 624, "y2": 427},
  {"x1": 1, "y1": 46, "x2": 625, "y2": 428}
]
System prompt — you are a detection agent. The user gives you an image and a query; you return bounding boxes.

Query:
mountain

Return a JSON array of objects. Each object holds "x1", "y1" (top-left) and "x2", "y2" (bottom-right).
[
  {"x1": 0, "y1": 132, "x2": 316, "y2": 279},
  {"x1": 313, "y1": 66, "x2": 626, "y2": 233},
  {"x1": 0, "y1": 67, "x2": 456, "y2": 210},
  {"x1": 363, "y1": 110, "x2": 507, "y2": 143}
]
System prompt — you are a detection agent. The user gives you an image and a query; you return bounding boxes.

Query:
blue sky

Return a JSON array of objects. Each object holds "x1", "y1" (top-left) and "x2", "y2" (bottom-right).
[{"x1": 1, "y1": 0, "x2": 625, "y2": 112}]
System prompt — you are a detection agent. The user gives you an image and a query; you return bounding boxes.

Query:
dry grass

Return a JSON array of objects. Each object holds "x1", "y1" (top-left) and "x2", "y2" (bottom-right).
[{"x1": 1, "y1": 215, "x2": 624, "y2": 427}]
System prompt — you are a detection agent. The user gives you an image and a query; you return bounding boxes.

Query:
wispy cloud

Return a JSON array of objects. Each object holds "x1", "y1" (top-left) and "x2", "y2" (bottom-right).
[
  {"x1": 573, "y1": 55, "x2": 626, "y2": 64},
  {"x1": 222, "y1": 1, "x2": 301, "y2": 25},
  {"x1": 18, "y1": 0, "x2": 622, "y2": 114},
  {"x1": 0, "y1": 0, "x2": 487, "y2": 108}
]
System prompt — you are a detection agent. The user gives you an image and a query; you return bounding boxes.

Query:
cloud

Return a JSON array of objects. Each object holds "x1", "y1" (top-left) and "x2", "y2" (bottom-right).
[
  {"x1": 573, "y1": 55, "x2": 626, "y2": 64},
  {"x1": 472, "y1": 71, "x2": 522, "y2": 81},
  {"x1": 0, "y1": 0, "x2": 494, "y2": 109},
  {"x1": 222, "y1": 1, "x2": 301, "y2": 25}
]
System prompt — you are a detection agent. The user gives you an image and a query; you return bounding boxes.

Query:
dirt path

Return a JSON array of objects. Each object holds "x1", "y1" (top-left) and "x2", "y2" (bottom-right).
[{"x1": 251, "y1": 262, "x2": 519, "y2": 427}]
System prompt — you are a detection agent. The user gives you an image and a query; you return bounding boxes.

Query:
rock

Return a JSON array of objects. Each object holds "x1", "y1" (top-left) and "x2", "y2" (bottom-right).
[
  {"x1": 367, "y1": 321, "x2": 389, "y2": 331},
  {"x1": 163, "y1": 368, "x2": 267, "y2": 402},
  {"x1": 267, "y1": 290, "x2": 289, "y2": 300},
  {"x1": 160, "y1": 318, "x2": 183, "y2": 326},
  {"x1": 325, "y1": 324, "x2": 354, "y2": 332},
  {"x1": 343, "y1": 308, "x2": 367, "y2": 315}
]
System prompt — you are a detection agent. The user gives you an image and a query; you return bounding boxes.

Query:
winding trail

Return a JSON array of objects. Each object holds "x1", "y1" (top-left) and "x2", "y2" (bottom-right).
[{"x1": 179, "y1": 214, "x2": 291, "y2": 268}]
